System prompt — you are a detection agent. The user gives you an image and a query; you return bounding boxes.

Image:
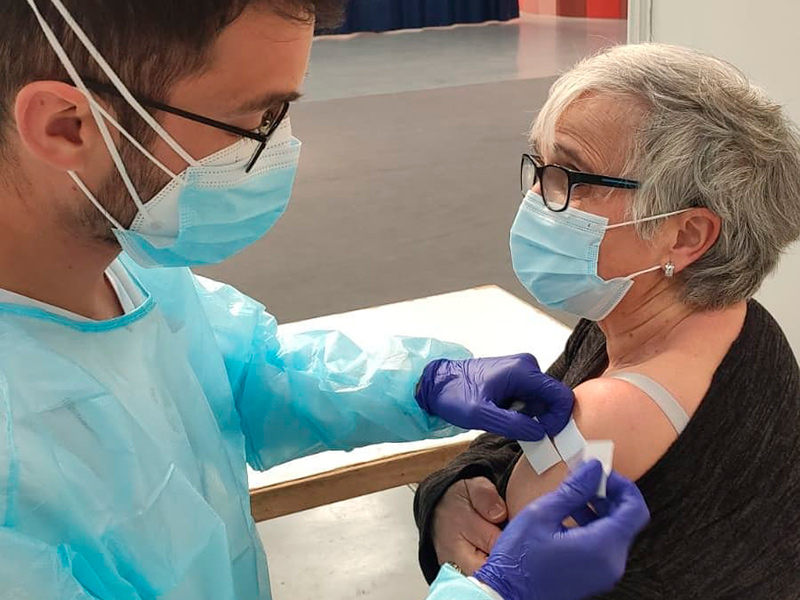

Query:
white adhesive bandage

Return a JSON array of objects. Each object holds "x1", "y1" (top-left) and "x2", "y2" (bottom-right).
[
  {"x1": 518, "y1": 418, "x2": 614, "y2": 498},
  {"x1": 518, "y1": 436, "x2": 561, "y2": 474},
  {"x1": 553, "y1": 418, "x2": 586, "y2": 468}
]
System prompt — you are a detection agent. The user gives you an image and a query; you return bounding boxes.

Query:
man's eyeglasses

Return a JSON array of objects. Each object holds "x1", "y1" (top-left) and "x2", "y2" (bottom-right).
[
  {"x1": 520, "y1": 153, "x2": 640, "y2": 212},
  {"x1": 81, "y1": 80, "x2": 290, "y2": 173}
]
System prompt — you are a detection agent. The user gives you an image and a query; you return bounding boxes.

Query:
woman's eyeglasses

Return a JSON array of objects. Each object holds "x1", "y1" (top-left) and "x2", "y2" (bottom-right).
[{"x1": 520, "y1": 153, "x2": 640, "y2": 212}]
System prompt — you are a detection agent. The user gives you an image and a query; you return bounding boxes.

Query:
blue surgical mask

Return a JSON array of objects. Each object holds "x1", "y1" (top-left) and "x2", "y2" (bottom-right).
[
  {"x1": 510, "y1": 192, "x2": 688, "y2": 321},
  {"x1": 29, "y1": 0, "x2": 300, "y2": 268},
  {"x1": 112, "y1": 123, "x2": 300, "y2": 268}
]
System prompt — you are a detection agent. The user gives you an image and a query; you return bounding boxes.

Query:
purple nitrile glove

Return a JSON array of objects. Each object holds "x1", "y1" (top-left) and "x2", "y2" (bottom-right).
[
  {"x1": 415, "y1": 354, "x2": 574, "y2": 441},
  {"x1": 474, "y1": 461, "x2": 650, "y2": 600}
]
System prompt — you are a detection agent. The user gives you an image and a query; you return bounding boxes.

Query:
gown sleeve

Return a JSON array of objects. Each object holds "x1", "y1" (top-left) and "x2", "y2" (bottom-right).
[
  {"x1": 424, "y1": 565, "x2": 496, "y2": 600},
  {"x1": 193, "y1": 275, "x2": 472, "y2": 471}
]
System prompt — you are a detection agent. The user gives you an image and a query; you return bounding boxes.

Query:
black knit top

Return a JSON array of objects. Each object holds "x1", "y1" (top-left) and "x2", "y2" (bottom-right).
[{"x1": 414, "y1": 301, "x2": 800, "y2": 599}]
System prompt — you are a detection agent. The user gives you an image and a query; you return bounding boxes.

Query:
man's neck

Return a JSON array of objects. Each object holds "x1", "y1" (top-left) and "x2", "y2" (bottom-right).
[
  {"x1": 598, "y1": 280, "x2": 696, "y2": 370},
  {"x1": 0, "y1": 222, "x2": 124, "y2": 320}
]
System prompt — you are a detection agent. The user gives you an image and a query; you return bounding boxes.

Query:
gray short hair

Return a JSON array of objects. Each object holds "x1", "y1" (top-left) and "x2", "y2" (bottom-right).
[{"x1": 532, "y1": 43, "x2": 800, "y2": 310}]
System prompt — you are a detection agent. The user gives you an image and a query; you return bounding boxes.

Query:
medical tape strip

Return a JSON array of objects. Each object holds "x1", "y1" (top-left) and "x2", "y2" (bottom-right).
[
  {"x1": 553, "y1": 419, "x2": 586, "y2": 469},
  {"x1": 518, "y1": 418, "x2": 613, "y2": 498},
  {"x1": 518, "y1": 437, "x2": 561, "y2": 475}
]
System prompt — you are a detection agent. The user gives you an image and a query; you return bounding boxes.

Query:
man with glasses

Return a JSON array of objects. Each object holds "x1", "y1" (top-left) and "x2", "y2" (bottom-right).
[{"x1": 0, "y1": 1, "x2": 648, "y2": 599}]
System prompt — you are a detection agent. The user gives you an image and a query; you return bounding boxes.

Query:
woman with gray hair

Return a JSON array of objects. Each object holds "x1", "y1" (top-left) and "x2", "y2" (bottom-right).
[{"x1": 414, "y1": 43, "x2": 800, "y2": 598}]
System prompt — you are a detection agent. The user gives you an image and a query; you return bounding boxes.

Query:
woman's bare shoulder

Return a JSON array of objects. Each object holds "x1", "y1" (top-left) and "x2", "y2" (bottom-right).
[
  {"x1": 506, "y1": 376, "x2": 682, "y2": 519},
  {"x1": 572, "y1": 377, "x2": 680, "y2": 481}
]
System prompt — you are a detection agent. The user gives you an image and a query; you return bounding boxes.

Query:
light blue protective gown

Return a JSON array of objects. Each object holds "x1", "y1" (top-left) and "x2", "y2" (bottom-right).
[{"x1": 0, "y1": 256, "x2": 493, "y2": 600}]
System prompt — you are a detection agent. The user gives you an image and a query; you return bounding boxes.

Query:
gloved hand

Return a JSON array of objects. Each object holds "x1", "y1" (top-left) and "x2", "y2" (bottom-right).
[
  {"x1": 473, "y1": 461, "x2": 650, "y2": 600},
  {"x1": 415, "y1": 354, "x2": 574, "y2": 441}
]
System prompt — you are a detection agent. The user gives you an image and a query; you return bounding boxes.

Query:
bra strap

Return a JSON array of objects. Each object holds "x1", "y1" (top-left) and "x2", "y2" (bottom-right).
[{"x1": 608, "y1": 372, "x2": 690, "y2": 434}]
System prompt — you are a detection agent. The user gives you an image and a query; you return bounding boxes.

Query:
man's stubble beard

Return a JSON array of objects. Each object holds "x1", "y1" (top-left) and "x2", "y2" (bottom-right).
[{"x1": 71, "y1": 139, "x2": 172, "y2": 245}]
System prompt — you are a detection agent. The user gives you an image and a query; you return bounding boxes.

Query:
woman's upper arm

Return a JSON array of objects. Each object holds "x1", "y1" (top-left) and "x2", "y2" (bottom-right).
[
  {"x1": 572, "y1": 378, "x2": 679, "y2": 479},
  {"x1": 505, "y1": 378, "x2": 679, "y2": 517}
]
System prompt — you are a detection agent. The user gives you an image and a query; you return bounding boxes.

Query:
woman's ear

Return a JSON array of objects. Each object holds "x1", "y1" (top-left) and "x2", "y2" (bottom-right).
[
  {"x1": 14, "y1": 81, "x2": 105, "y2": 172},
  {"x1": 669, "y1": 208, "x2": 721, "y2": 273}
]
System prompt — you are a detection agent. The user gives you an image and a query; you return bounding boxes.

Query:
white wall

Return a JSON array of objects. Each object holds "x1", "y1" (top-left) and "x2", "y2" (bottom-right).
[{"x1": 630, "y1": 0, "x2": 800, "y2": 354}]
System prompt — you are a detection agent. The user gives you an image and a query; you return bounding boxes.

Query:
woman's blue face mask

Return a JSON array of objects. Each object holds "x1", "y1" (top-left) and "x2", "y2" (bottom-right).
[{"x1": 510, "y1": 192, "x2": 689, "y2": 320}]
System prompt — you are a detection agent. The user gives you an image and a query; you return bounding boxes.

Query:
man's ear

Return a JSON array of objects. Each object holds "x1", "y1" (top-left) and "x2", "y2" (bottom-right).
[
  {"x1": 14, "y1": 81, "x2": 104, "y2": 172},
  {"x1": 668, "y1": 208, "x2": 721, "y2": 274}
]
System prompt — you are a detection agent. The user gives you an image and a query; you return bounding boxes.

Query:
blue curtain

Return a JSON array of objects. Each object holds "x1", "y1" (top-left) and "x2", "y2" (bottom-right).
[{"x1": 326, "y1": 0, "x2": 519, "y2": 34}]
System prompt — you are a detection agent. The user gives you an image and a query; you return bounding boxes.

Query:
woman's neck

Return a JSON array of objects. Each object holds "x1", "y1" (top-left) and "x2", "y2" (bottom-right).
[{"x1": 599, "y1": 281, "x2": 697, "y2": 370}]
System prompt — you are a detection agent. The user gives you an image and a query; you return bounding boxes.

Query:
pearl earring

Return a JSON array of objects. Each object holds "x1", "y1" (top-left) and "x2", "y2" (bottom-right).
[{"x1": 664, "y1": 262, "x2": 676, "y2": 278}]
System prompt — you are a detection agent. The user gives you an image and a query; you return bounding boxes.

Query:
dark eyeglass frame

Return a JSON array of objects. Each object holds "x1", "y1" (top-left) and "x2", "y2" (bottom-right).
[
  {"x1": 520, "y1": 153, "x2": 640, "y2": 212},
  {"x1": 79, "y1": 79, "x2": 290, "y2": 173}
]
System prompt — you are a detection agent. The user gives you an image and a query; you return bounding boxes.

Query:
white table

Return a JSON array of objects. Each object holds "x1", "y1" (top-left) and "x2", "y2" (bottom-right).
[{"x1": 248, "y1": 285, "x2": 572, "y2": 520}]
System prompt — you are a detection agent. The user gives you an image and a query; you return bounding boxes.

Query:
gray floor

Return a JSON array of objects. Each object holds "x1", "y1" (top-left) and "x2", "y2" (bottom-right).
[
  {"x1": 206, "y1": 16, "x2": 626, "y2": 600},
  {"x1": 259, "y1": 487, "x2": 429, "y2": 599},
  {"x1": 306, "y1": 17, "x2": 626, "y2": 101},
  {"x1": 200, "y1": 76, "x2": 555, "y2": 322}
]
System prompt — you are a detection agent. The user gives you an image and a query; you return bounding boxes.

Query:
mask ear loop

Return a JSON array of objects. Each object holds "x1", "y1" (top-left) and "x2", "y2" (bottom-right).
[
  {"x1": 25, "y1": 0, "x2": 156, "y2": 227},
  {"x1": 68, "y1": 172, "x2": 123, "y2": 230},
  {"x1": 68, "y1": 106, "x2": 180, "y2": 231},
  {"x1": 45, "y1": 0, "x2": 200, "y2": 169},
  {"x1": 626, "y1": 264, "x2": 662, "y2": 280},
  {"x1": 89, "y1": 101, "x2": 180, "y2": 181},
  {"x1": 605, "y1": 208, "x2": 692, "y2": 230},
  {"x1": 605, "y1": 210, "x2": 689, "y2": 281}
]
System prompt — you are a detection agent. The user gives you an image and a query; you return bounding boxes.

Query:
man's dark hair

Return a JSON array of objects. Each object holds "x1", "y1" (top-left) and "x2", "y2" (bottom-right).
[{"x1": 0, "y1": 0, "x2": 345, "y2": 145}]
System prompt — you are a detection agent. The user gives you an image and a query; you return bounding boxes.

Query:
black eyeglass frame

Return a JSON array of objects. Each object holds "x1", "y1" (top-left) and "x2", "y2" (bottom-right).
[
  {"x1": 520, "y1": 153, "x2": 640, "y2": 212},
  {"x1": 78, "y1": 79, "x2": 290, "y2": 173}
]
